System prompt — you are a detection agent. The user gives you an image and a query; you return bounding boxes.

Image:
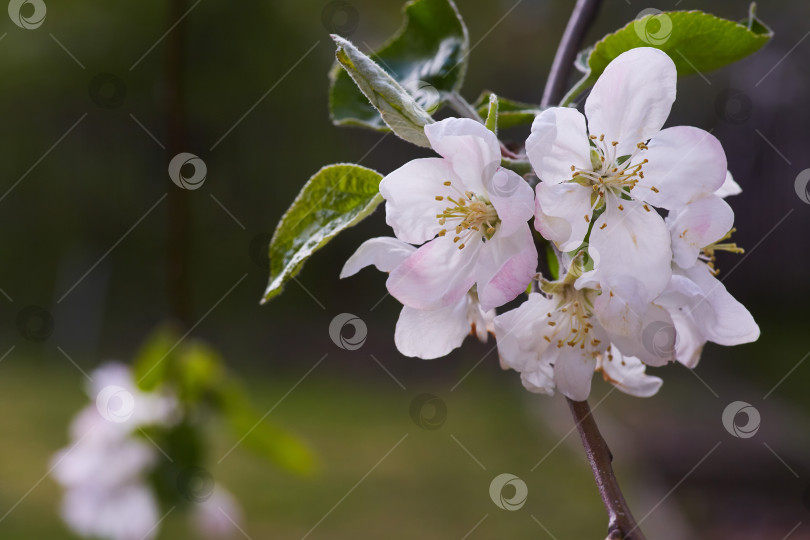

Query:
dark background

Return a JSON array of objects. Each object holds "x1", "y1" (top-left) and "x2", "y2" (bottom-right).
[{"x1": 0, "y1": 1, "x2": 808, "y2": 539}]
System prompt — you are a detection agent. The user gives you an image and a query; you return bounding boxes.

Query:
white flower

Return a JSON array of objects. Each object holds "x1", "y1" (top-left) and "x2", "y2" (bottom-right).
[
  {"x1": 380, "y1": 117, "x2": 537, "y2": 312},
  {"x1": 341, "y1": 237, "x2": 495, "y2": 359},
  {"x1": 657, "y1": 176, "x2": 759, "y2": 367},
  {"x1": 51, "y1": 362, "x2": 176, "y2": 540},
  {"x1": 658, "y1": 263, "x2": 759, "y2": 367},
  {"x1": 526, "y1": 47, "x2": 728, "y2": 303},
  {"x1": 494, "y1": 258, "x2": 667, "y2": 400}
]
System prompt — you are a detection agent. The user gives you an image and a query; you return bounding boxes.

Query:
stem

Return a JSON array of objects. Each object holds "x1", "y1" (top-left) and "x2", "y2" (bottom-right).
[
  {"x1": 567, "y1": 398, "x2": 646, "y2": 540},
  {"x1": 540, "y1": 0, "x2": 603, "y2": 108},
  {"x1": 165, "y1": 0, "x2": 192, "y2": 326},
  {"x1": 447, "y1": 92, "x2": 519, "y2": 159}
]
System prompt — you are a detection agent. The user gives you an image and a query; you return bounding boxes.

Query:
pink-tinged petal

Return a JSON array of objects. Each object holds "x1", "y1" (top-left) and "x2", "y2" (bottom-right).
[
  {"x1": 487, "y1": 168, "x2": 535, "y2": 237},
  {"x1": 387, "y1": 234, "x2": 479, "y2": 310},
  {"x1": 634, "y1": 126, "x2": 727, "y2": 210},
  {"x1": 684, "y1": 263, "x2": 760, "y2": 346},
  {"x1": 553, "y1": 347, "x2": 596, "y2": 401},
  {"x1": 587, "y1": 196, "x2": 672, "y2": 303},
  {"x1": 476, "y1": 225, "x2": 537, "y2": 311},
  {"x1": 425, "y1": 118, "x2": 500, "y2": 194},
  {"x1": 600, "y1": 347, "x2": 663, "y2": 397},
  {"x1": 394, "y1": 301, "x2": 470, "y2": 359},
  {"x1": 526, "y1": 107, "x2": 591, "y2": 185},
  {"x1": 340, "y1": 237, "x2": 416, "y2": 278},
  {"x1": 716, "y1": 170, "x2": 742, "y2": 198},
  {"x1": 585, "y1": 47, "x2": 676, "y2": 156},
  {"x1": 379, "y1": 157, "x2": 457, "y2": 245},
  {"x1": 534, "y1": 182, "x2": 593, "y2": 248},
  {"x1": 668, "y1": 195, "x2": 733, "y2": 269}
]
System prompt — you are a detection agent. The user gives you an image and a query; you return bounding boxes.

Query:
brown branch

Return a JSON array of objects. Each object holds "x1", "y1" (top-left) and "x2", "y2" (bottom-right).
[
  {"x1": 567, "y1": 398, "x2": 646, "y2": 540},
  {"x1": 165, "y1": 0, "x2": 192, "y2": 326},
  {"x1": 540, "y1": 0, "x2": 603, "y2": 108}
]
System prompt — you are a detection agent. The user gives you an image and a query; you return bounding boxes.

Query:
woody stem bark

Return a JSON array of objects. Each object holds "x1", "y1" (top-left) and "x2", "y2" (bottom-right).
[{"x1": 566, "y1": 398, "x2": 646, "y2": 540}]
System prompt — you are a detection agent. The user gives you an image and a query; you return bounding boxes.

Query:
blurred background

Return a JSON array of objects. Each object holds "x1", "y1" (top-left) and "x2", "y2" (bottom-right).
[{"x1": 0, "y1": 0, "x2": 808, "y2": 538}]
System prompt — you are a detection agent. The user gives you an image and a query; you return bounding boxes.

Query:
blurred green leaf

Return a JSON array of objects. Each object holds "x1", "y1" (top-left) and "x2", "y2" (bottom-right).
[
  {"x1": 175, "y1": 340, "x2": 225, "y2": 405},
  {"x1": 133, "y1": 325, "x2": 182, "y2": 391},
  {"x1": 329, "y1": 0, "x2": 468, "y2": 136},
  {"x1": 473, "y1": 91, "x2": 541, "y2": 130},
  {"x1": 562, "y1": 7, "x2": 772, "y2": 105},
  {"x1": 332, "y1": 35, "x2": 434, "y2": 147},
  {"x1": 262, "y1": 164, "x2": 383, "y2": 303},
  {"x1": 218, "y1": 382, "x2": 317, "y2": 475}
]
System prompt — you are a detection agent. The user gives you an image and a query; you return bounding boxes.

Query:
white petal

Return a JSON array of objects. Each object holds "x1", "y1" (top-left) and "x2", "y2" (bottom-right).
[
  {"x1": 494, "y1": 293, "x2": 554, "y2": 373},
  {"x1": 526, "y1": 107, "x2": 591, "y2": 185},
  {"x1": 594, "y1": 291, "x2": 675, "y2": 367},
  {"x1": 586, "y1": 196, "x2": 672, "y2": 303},
  {"x1": 633, "y1": 303, "x2": 677, "y2": 367},
  {"x1": 668, "y1": 195, "x2": 734, "y2": 269},
  {"x1": 475, "y1": 225, "x2": 537, "y2": 311},
  {"x1": 394, "y1": 300, "x2": 470, "y2": 359},
  {"x1": 634, "y1": 126, "x2": 727, "y2": 210},
  {"x1": 534, "y1": 182, "x2": 593, "y2": 248},
  {"x1": 593, "y1": 288, "x2": 644, "y2": 347},
  {"x1": 386, "y1": 234, "x2": 479, "y2": 310},
  {"x1": 495, "y1": 294, "x2": 557, "y2": 394},
  {"x1": 600, "y1": 347, "x2": 663, "y2": 397},
  {"x1": 669, "y1": 309, "x2": 706, "y2": 368},
  {"x1": 716, "y1": 170, "x2": 742, "y2": 198},
  {"x1": 585, "y1": 47, "x2": 676, "y2": 156},
  {"x1": 425, "y1": 118, "x2": 500, "y2": 195},
  {"x1": 486, "y1": 168, "x2": 535, "y2": 237},
  {"x1": 379, "y1": 157, "x2": 457, "y2": 245},
  {"x1": 553, "y1": 347, "x2": 596, "y2": 401},
  {"x1": 340, "y1": 237, "x2": 416, "y2": 278},
  {"x1": 683, "y1": 263, "x2": 760, "y2": 346}
]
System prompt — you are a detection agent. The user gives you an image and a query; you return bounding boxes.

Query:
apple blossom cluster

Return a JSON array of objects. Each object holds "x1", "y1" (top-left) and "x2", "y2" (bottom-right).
[
  {"x1": 342, "y1": 47, "x2": 759, "y2": 400},
  {"x1": 50, "y1": 363, "x2": 242, "y2": 540}
]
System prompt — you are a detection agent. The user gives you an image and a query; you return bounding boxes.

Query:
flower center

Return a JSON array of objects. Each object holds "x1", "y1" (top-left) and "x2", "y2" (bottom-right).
[
  {"x1": 568, "y1": 134, "x2": 658, "y2": 214},
  {"x1": 539, "y1": 283, "x2": 601, "y2": 352},
  {"x1": 435, "y1": 180, "x2": 500, "y2": 249}
]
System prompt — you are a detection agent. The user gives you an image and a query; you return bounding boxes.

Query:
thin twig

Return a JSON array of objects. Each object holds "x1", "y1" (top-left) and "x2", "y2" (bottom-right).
[
  {"x1": 446, "y1": 91, "x2": 520, "y2": 159},
  {"x1": 540, "y1": 0, "x2": 603, "y2": 108},
  {"x1": 166, "y1": 0, "x2": 193, "y2": 326},
  {"x1": 567, "y1": 398, "x2": 646, "y2": 540}
]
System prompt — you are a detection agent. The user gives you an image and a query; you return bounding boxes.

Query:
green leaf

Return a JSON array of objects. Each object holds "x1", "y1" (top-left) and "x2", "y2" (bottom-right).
[
  {"x1": 262, "y1": 164, "x2": 383, "y2": 303},
  {"x1": 332, "y1": 35, "x2": 434, "y2": 147},
  {"x1": 484, "y1": 93, "x2": 498, "y2": 134},
  {"x1": 562, "y1": 7, "x2": 772, "y2": 106},
  {"x1": 473, "y1": 91, "x2": 542, "y2": 130},
  {"x1": 175, "y1": 340, "x2": 226, "y2": 405},
  {"x1": 329, "y1": 0, "x2": 469, "y2": 134},
  {"x1": 133, "y1": 325, "x2": 182, "y2": 391},
  {"x1": 218, "y1": 382, "x2": 317, "y2": 475}
]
